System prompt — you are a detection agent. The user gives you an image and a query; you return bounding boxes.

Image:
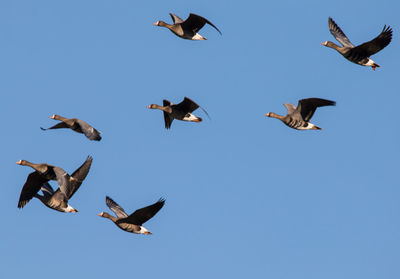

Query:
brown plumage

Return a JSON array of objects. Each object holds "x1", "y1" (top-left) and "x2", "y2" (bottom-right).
[
  {"x1": 153, "y1": 13, "x2": 221, "y2": 40},
  {"x1": 41, "y1": 114, "x2": 101, "y2": 141},
  {"x1": 17, "y1": 156, "x2": 93, "y2": 211},
  {"x1": 98, "y1": 196, "x2": 165, "y2": 234},
  {"x1": 322, "y1": 17, "x2": 392, "y2": 70}
]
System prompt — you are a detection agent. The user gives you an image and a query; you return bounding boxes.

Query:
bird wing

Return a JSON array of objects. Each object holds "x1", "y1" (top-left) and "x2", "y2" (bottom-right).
[
  {"x1": 40, "y1": 122, "x2": 70, "y2": 131},
  {"x1": 348, "y1": 25, "x2": 392, "y2": 58},
  {"x1": 283, "y1": 103, "x2": 297, "y2": 115},
  {"x1": 175, "y1": 97, "x2": 200, "y2": 113},
  {"x1": 182, "y1": 13, "x2": 221, "y2": 35},
  {"x1": 67, "y1": 156, "x2": 93, "y2": 199},
  {"x1": 41, "y1": 182, "x2": 55, "y2": 197},
  {"x1": 76, "y1": 119, "x2": 102, "y2": 141},
  {"x1": 328, "y1": 17, "x2": 354, "y2": 47},
  {"x1": 163, "y1": 100, "x2": 174, "y2": 129},
  {"x1": 53, "y1": 167, "x2": 74, "y2": 199},
  {"x1": 169, "y1": 13, "x2": 184, "y2": 24},
  {"x1": 18, "y1": 171, "x2": 48, "y2": 208},
  {"x1": 106, "y1": 196, "x2": 128, "y2": 218},
  {"x1": 125, "y1": 198, "x2": 165, "y2": 225},
  {"x1": 176, "y1": 97, "x2": 210, "y2": 119},
  {"x1": 296, "y1": 98, "x2": 336, "y2": 122}
]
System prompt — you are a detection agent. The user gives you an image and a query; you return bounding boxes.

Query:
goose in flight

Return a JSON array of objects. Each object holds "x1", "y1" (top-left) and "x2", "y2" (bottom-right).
[
  {"x1": 98, "y1": 196, "x2": 165, "y2": 234},
  {"x1": 147, "y1": 97, "x2": 209, "y2": 129},
  {"x1": 41, "y1": 114, "x2": 102, "y2": 141},
  {"x1": 17, "y1": 156, "x2": 93, "y2": 211},
  {"x1": 265, "y1": 98, "x2": 336, "y2": 130},
  {"x1": 153, "y1": 13, "x2": 221, "y2": 40},
  {"x1": 322, "y1": 17, "x2": 392, "y2": 70}
]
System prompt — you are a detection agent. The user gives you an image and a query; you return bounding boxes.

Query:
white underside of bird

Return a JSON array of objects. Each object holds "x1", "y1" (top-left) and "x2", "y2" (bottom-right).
[
  {"x1": 183, "y1": 113, "x2": 201, "y2": 122},
  {"x1": 191, "y1": 33, "x2": 206, "y2": 40},
  {"x1": 137, "y1": 226, "x2": 151, "y2": 234},
  {"x1": 63, "y1": 204, "x2": 78, "y2": 213},
  {"x1": 297, "y1": 122, "x2": 319, "y2": 130}
]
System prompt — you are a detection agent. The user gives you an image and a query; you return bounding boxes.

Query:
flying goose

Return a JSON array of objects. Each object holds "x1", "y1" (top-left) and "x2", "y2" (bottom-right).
[
  {"x1": 41, "y1": 114, "x2": 102, "y2": 141},
  {"x1": 265, "y1": 98, "x2": 336, "y2": 130},
  {"x1": 322, "y1": 17, "x2": 392, "y2": 70},
  {"x1": 17, "y1": 156, "x2": 93, "y2": 211},
  {"x1": 98, "y1": 196, "x2": 165, "y2": 234},
  {"x1": 153, "y1": 13, "x2": 221, "y2": 40},
  {"x1": 147, "y1": 97, "x2": 209, "y2": 129}
]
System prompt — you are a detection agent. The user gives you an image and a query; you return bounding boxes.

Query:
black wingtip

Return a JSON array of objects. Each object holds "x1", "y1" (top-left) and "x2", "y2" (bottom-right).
[
  {"x1": 158, "y1": 198, "x2": 166, "y2": 206},
  {"x1": 40, "y1": 127, "x2": 47, "y2": 131}
]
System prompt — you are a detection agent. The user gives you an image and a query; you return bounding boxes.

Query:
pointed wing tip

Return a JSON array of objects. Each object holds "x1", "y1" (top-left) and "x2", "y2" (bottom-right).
[
  {"x1": 40, "y1": 127, "x2": 46, "y2": 131},
  {"x1": 158, "y1": 198, "x2": 166, "y2": 204}
]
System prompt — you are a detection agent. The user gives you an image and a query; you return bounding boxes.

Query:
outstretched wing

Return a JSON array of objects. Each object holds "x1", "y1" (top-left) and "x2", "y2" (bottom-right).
[
  {"x1": 40, "y1": 122, "x2": 69, "y2": 131},
  {"x1": 125, "y1": 198, "x2": 165, "y2": 225},
  {"x1": 349, "y1": 25, "x2": 392, "y2": 58},
  {"x1": 182, "y1": 13, "x2": 221, "y2": 35},
  {"x1": 328, "y1": 17, "x2": 354, "y2": 47},
  {"x1": 297, "y1": 98, "x2": 336, "y2": 122},
  {"x1": 169, "y1": 13, "x2": 184, "y2": 24},
  {"x1": 106, "y1": 196, "x2": 128, "y2": 218},
  {"x1": 76, "y1": 119, "x2": 102, "y2": 141},
  {"x1": 67, "y1": 156, "x2": 93, "y2": 199},
  {"x1": 18, "y1": 172, "x2": 48, "y2": 208}
]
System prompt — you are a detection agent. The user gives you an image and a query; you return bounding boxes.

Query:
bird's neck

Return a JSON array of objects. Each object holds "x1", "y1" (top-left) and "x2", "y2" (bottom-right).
[
  {"x1": 268, "y1": 112, "x2": 286, "y2": 121},
  {"x1": 53, "y1": 115, "x2": 67, "y2": 121},
  {"x1": 159, "y1": 21, "x2": 173, "y2": 29},
  {"x1": 151, "y1": 104, "x2": 172, "y2": 113},
  {"x1": 325, "y1": 41, "x2": 343, "y2": 51}
]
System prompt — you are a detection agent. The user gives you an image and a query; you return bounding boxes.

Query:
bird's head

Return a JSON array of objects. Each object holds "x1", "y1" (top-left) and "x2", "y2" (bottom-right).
[
  {"x1": 153, "y1": 20, "x2": 168, "y2": 27},
  {"x1": 16, "y1": 160, "x2": 27, "y2": 165}
]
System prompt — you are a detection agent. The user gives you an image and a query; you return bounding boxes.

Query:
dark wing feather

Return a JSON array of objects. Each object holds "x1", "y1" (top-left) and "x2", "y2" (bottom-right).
[
  {"x1": 175, "y1": 97, "x2": 200, "y2": 113},
  {"x1": 106, "y1": 196, "x2": 128, "y2": 218},
  {"x1": 169, "y1": 13, "x2": 184, "y2": 24},
  {"x1": 163, "y1": 100, "x2": 174, "y2": 129},
  {"x1": 348, "y1": 25, "x2": 392, "y2": 58},
  {"x1": 76, "y1": 119, "x2": 102, "y2": 141},
  {"x1": 68, "y1": 156, "x2": 93, "y2": 199},
  {"x1": 328, "y1": 17, "x2": 354, "y2": 47},
  {"x1": 18, "y1": 172, "x2": 48, "y2": 208},
  {"x1": 297, "y1": 98, "x2": 336, "y2": 122},
  {"x1": 40, "y1": 122, "x2": 70, "y2": 131},
  {"x1": 125, "y1": 198, "x2": 165, "y2": 225},
  {"x1": 182, "y1": 13, "x2": 221, "y2": 35}
]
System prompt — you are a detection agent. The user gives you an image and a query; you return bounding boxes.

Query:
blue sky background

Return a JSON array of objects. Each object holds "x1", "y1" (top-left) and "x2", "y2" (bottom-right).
[{"x1": 1, "y1": 0, "x2": 399, "y2": 278}]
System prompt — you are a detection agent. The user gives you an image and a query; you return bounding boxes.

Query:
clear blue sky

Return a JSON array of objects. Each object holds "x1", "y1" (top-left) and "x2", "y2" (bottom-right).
[{"x1": 1, "y1": 0, "x2": 399, "y2": 278}]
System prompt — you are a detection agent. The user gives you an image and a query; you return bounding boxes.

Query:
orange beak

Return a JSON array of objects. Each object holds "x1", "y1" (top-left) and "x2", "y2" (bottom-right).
[
  {"x1": 143, "y1": 231, "x2": 152, "y2": 235},
  {"x1": 16, "y1": 160, "x2": 22, "y2": 165}
]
